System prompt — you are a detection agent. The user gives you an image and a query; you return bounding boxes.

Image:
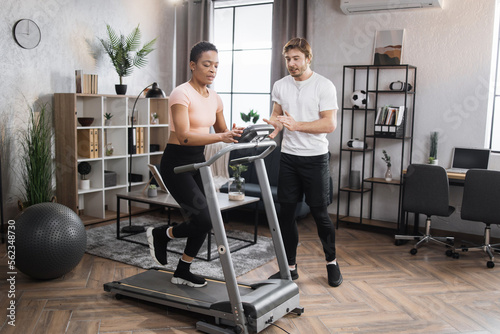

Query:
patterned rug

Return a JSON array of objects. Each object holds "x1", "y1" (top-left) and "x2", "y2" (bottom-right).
[{"x1": 85, "y1": 215, "x2": 275, "y2": 280}]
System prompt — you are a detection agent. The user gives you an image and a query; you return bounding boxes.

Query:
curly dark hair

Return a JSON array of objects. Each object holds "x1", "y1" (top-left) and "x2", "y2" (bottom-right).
[{"x1": 190, "y1": 41, "x2": 218, "y2": 63}]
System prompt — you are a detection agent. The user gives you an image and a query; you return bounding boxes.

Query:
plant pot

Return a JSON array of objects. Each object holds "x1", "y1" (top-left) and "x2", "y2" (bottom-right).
[
  {"x1": 429, "y1": 159, "x2": 438, "y2": 165},
  {"x1": 115, "y1": 84, "x2": 127, "y2": 95},
  {"x1": 228, "y1": 177, "x2": 245, "y2": 201},
  {"x1": 79, "y1": 179, "x2": 90, "y2": 190},
  {"x1": 148, "y1": 188, "x2": 157, "y2": 197},
  {"x1": 104, "y1": 119, "x2": 111, "y2": 126}
]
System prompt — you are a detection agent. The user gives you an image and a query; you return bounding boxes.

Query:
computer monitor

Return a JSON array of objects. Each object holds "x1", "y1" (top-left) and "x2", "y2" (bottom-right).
[{"x1": 450, "y1": 147, "x2": 490, "y2": 170}]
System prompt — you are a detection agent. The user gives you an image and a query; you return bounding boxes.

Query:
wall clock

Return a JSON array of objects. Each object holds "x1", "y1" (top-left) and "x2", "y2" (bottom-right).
[{"x1": 13, "y1": 19, "x2": 41, "y2": 49}]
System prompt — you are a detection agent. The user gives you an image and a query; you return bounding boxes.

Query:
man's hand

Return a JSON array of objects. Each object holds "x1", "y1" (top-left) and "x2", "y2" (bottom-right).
[
  {"x1": 277, "y1": 111, "x2": 298, "y2": 132},
  {"x1": 263, "y1": 118, "x2": 283, "y2": 139}
]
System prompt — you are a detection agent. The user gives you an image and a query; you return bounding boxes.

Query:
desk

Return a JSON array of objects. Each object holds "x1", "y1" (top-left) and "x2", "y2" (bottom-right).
[
  {"x1": 446, "y1": 171, "x2": 466, "y2": 186},
  {"x1": 116, "y1": 191, "x2": 260, "y2": 261},
  {"x1": 403, "y1": 169, "x2": 466, "y2": 184}
]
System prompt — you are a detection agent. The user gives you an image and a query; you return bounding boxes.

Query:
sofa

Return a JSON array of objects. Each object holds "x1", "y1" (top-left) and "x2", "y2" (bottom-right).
[{"x1": 220, "y1": 145, "x2": 310, "y2": 219}]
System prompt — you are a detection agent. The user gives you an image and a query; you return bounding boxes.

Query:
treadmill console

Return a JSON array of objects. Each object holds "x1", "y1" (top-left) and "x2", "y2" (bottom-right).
[{"x1": 236, "y1": 124, "x2": 275, "y2": 143}]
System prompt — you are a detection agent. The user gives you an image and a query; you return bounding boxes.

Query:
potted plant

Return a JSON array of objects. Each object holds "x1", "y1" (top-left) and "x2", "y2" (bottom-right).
[
  {"x1": 18, "y1": 102, "x2": 55, "y2": 210},
  {"x1": 98, "y1": 24, "x2": 157, "y2": 95},
  {"x1": 381, "y1": 150, "x2": 392, "y2": 182},
  {"x1": 147, "y1": 184, "x2": 157, "y2": 197},
  {"x1": 240, "y1": 109, "x2": 259, "y2": 124},
  {"x1": 78, "y1": 162, "x2": 92, "y2": 189},
  {"x1": 105, "y1": 143, "x2": 114, "y2": 156},
  {"x1": 151, "y1": 112, "x2": 159, "y2": 124},
  {"x1": 104, "y1": 112, "x2": 113, "y2": 126},
  {"x1": 429, "y1": 131, "x2": 438, "y2": 165},
  {"x1": 228, "y1": 164, "x2": 248, "y2": 201}
]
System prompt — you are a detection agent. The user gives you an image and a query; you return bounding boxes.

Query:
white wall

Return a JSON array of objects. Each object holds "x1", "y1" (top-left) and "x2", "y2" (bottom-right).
[
  {"x1": 310, "y1": 0, "x2": 499, "y2": 236},
  {"x1": 0, "y1": 0, "x2": 175, "y2": 220}
]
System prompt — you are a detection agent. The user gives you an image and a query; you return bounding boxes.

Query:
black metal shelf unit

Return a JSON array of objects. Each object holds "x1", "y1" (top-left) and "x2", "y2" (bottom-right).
[{"x1": 336, "y1": 64, "x2": 417, "y2": 231}]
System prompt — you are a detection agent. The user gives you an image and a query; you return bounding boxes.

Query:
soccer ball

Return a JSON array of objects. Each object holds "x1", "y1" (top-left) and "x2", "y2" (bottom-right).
[{"x1": 351, "y1": 90, "x2": 368, "y2": 109}]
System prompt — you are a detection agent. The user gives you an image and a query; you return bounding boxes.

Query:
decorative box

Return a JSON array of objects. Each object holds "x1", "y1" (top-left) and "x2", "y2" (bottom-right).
[{"x1": 104, "y1": 170, "x2": 117, "y2": 187}]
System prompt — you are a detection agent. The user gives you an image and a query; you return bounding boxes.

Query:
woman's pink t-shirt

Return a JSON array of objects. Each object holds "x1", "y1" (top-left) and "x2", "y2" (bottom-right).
[{"x1": 168, "y1": 82, "x2": 223, "y2": 133}]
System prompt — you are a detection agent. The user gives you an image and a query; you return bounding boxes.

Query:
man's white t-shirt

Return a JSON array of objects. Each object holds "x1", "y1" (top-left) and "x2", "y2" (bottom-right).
[{"x1": 271, "y1": 72, "x2": 338, "y2": 156}]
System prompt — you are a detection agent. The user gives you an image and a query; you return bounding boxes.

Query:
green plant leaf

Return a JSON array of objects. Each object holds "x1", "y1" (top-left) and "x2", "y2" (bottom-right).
[
  {"x1": 99, "y1": 23, "x2": 157, "y2": 82},
  {"x1": 19, "y1": 102, "x2": 54, "y2": 207}
]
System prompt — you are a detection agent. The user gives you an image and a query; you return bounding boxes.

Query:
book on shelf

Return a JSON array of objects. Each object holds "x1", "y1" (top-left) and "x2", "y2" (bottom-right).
[
  {"x1": 75, "y1": 71, "x2": 98, "y2": 94},
  {"x1": 139, "y1": 127, "x2": 145, "y2": 154},
  {"x1": 128, "y1": 127, "x2": 145, "y2": 154},
  {"x1": 93, "y1": 127, "x2": 99, "y2": 157},
  {"x1": 375, "y1": 106, "x2": 404, "y2": 126},
  {"x1": 75, "y1": 70, "x2": 82, "y2": 93},
  {"x1": 77, "y1": 128, "x2": 98, "y2": 158},
  {"x1": 128, "y1": 127, "x2": 136, "y2": 154},
  {"x1": 374, "y1": 106, "x2": 405, "y2": 138}
]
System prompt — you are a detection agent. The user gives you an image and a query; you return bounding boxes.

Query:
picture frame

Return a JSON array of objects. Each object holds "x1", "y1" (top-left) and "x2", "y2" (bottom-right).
[{"x1": 373, "y1": 29, "x2": 405, "y2": 65}]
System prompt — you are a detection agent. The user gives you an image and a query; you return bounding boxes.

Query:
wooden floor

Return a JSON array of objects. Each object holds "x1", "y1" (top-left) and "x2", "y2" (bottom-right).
[{"x1": 2, "y1": 211, "x2": 500, "y2": 334}]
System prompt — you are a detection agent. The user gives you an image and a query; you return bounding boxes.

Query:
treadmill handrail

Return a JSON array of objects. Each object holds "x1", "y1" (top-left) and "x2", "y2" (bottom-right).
[{"x1": 174, "y1": 140, "x2": 277, "y2": 174}]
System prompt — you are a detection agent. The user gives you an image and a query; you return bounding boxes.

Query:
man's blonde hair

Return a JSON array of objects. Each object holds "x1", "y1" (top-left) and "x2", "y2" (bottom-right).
[{"x1": 283, "y1": 38, "x2": 313, "y2": 61}]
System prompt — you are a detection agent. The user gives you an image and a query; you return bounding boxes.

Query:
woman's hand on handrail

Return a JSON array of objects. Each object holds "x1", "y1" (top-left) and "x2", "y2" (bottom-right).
[{"x1": 219, "y1": 123, "x2": 244, "y2": 143}]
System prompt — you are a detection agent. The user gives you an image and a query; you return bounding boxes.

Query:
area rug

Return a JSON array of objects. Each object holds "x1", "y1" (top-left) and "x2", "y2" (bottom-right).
[{"x1": 85, "y1": 215, "x2": 275, "y2": 280}]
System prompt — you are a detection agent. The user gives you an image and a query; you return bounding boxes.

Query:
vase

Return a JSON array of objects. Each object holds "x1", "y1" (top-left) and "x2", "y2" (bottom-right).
[
  {"x1": 349, "y1": 170, "x2": 361, "y2": 190},
  {"x1": 228, "y1": 177, "x2": 245, "y2": 201},
  {"x1": 115, "y1": 84, "x2": 127, "y2": 95},
  {"x1": 385, "y1": 167, "x2": 393, "y2": 182},
  {"x1": 106, "y1": 143, "x2": 114, "y2": 156}
]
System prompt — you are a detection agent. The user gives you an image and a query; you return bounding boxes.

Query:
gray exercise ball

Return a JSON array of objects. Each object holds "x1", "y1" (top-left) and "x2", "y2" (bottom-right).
[{"x1": 14, "y1": 202, "x2": 87, "y2": 280}]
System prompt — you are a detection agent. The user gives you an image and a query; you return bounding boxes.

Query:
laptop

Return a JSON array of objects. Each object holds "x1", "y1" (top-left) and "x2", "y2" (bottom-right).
[
  {"x1": 147, "y1": 164, "x2": 169, "y2": 193},
  {"x1": 446, "y1": 147, "x2": 490, "y2": 174}
]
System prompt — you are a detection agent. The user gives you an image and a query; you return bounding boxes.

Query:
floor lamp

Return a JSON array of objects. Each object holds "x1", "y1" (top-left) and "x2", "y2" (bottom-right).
[{"x1": 123, "y1": 82, "x2": 166, "y2": 234}]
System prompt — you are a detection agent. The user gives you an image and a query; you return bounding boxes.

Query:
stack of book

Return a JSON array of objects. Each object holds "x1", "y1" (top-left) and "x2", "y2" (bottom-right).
[
  {"x1": 77, "y1": 128, "x2": 99, "y2": 158},
  {"x1": 374, "y1": 106, "x2": 405, "y2": 138},
  {"x1": 75, "y1": 70, "x2": 98, "y2": 94},
  {"x1": 128, "y1": 127, "x2": 145, "y2": 154}
]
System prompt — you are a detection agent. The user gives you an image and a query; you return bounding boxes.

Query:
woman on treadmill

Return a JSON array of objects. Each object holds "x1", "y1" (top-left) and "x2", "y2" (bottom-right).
[{"x1": 147, "y1": 41, "x2": 242, "y2": 288}]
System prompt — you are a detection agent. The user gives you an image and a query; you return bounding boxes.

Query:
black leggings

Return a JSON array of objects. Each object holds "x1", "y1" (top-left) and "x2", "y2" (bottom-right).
[
  {"x1": 279, "y1": 203, "x2": 337, "y2": 265},
  {"x1": 160, "y1": 144, "x2": 212, "y2": 258}
]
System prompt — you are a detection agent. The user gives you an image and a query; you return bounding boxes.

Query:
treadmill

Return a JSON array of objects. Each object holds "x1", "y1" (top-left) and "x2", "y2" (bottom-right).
[{"x1": 104, "y1": 124, "x2": 304, "y2": 334}]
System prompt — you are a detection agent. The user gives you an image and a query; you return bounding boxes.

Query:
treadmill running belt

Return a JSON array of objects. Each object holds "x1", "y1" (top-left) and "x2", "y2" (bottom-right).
[{"x1": 109, "y1": 269, "x2": 253, "y2": 309}]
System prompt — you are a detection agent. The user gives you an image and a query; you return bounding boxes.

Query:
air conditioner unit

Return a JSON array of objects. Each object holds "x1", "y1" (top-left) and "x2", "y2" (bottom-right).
[{"x1": 340, "y1": 0, "x2": 443, "y2": 15}]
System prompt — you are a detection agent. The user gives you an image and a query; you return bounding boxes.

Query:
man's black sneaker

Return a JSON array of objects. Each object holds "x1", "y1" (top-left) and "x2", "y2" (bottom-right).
[
  {"x1": 146, "y1": 226, "x2": 170, "y2": 265},
  {"x1": 172, "y1": 259, "x2": 207, "y2": 287},
  {"x1": 327, "y1": 263, "x2": 343, "y2": 287},
  {"x1": 268, "y1": 265, "x2": 299, "y2": 280}
]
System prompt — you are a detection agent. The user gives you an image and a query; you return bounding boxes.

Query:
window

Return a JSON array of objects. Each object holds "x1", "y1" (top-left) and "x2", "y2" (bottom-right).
[
  {"x1": 489, "y1": 2, "x2": 500, "y2": 152},
  {"x1": 213, "y1": 0, "x2": 273, "y2": 128}
]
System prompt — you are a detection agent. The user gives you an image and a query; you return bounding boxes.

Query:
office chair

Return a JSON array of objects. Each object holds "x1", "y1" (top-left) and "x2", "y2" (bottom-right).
[
  {"x1": 395, "y1": 164, "x2": 455, "y2": 255},
  {"x1": 454, "y1": 169, "x2": 500, "y2": 268}
]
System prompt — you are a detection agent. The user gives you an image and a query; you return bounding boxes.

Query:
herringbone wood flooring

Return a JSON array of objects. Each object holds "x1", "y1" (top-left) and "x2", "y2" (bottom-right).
[{"x1": 2, "y1": 210, "x2": 500, "y2": 334}]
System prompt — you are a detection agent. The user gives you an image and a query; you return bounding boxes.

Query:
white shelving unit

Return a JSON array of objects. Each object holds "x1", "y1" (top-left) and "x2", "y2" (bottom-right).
[{"x1": 54, "y1": 93, "x2": 169, "y2": 224}]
